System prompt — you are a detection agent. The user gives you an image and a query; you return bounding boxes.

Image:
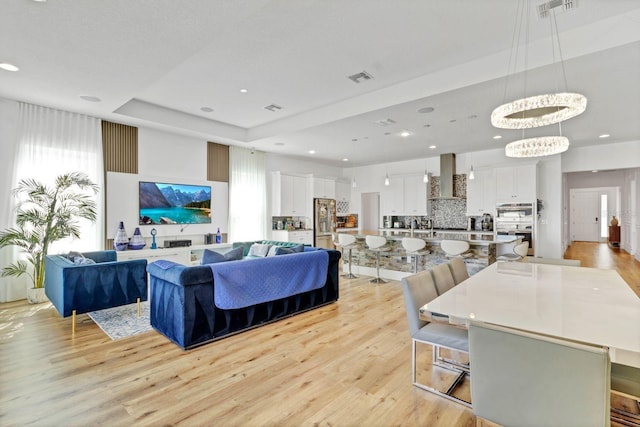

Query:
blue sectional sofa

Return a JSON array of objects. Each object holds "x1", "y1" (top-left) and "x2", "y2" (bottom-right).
[
  {"x1": 147, "y1": 247, "x2": 341, "y2": 350},
  {"x1": 44, "y1": 250, "x2": 148, "y2": 319}
]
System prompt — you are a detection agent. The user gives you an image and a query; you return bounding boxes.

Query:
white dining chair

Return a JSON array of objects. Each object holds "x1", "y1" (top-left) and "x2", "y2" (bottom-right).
[
  {"x1": 431, "y1": 263, "x2": 456, "y2": 295},
  {"x1": 401, "y1": 271, "x2": 470, "y2": 407},
  {"x1": 469, "y1": 321, "x2": 611, "y2": 427},
  {"x1": 447, "y1": 257, "x2": 469, "y2": 285}
]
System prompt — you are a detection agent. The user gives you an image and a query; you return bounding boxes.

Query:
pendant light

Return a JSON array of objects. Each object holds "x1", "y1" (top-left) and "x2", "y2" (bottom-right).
[
  {"x1": 352, "y1": 176, "x2": 357, "y2": 188},
  {"x1": 469, "y1": 165, "x2": 475, "y2": 180},
  {"x1": 384, "y1": 173, "x2": 390, "y2": 186},
  {"x1": 423, "y1": 169, "x2": 429, "y2": 183},
  {"x1": 491, "y1": 0, "x2": 586, "y2": 158}
]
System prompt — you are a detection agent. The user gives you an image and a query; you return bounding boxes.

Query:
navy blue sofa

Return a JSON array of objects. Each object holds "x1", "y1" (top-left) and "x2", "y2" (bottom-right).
[
  {"x1": 44, "y1": 250, "x2": 148, "y2": 320},
  {"x1": 147, "y1": 248, "x2": 341, "y2": 350}
]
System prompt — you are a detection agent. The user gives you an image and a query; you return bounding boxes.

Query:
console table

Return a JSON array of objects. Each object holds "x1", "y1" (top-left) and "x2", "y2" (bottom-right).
[
  {"x1": 609, "y1": 225, "x2": 621, "y2": 248},
  {"x1": 116, "y1": 243, "x2": 233, "y2": 265}
]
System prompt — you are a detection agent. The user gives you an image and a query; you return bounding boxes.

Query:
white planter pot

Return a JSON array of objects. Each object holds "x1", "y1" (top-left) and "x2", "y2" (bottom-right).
[{"x1": 27, "y1": 287, "x2": 48, "y2": 304}]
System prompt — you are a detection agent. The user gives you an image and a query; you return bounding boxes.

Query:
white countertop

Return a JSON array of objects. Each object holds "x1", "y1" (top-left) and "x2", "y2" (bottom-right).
[{"x1": 422, "y1": 262, "x2": 640, "y2": 367}]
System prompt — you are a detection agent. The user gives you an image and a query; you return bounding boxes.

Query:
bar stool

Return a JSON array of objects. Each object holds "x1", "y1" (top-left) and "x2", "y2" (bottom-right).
[
  {"x1": 440, "y1": 240, "x2": 472, "y2": 258},
  {"x1": 497, "y1": 241, "x2": 529, "y2": 262},
  {"x1": 402, "y1": 237, "x2": 430, "y2": 273},
  {"x1": 335, "y1": 233, "x2": 358, "y2": 279},
  {"x1": 365, "y1": 235, "x2": 390, "y2": 283}
]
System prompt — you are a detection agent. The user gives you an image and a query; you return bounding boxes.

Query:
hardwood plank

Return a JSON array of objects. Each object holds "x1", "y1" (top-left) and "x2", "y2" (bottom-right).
[{"x1": 1, "y1": 241, "x2": 634, "y2": 425}]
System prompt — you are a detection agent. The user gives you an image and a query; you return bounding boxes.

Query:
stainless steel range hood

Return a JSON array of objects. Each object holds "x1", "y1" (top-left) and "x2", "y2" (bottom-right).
[{"x1": 439, "y1": 153, "x2": 456, "y2": 198}]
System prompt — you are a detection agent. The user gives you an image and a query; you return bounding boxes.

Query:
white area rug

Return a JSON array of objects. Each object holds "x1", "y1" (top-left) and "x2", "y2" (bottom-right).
[{"x1": 88, "y1": 301, "x2": 152, "y2": 340}]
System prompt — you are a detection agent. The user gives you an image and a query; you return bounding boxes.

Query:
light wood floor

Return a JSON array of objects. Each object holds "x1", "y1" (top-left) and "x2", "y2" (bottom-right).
[{"x1": 0, "y1": 242, "x2": 637, "y2": 426}]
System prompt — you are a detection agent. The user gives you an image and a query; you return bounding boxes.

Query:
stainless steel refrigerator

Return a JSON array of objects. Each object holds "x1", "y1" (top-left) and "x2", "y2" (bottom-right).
[{"x1": 313, "y1": 198, "x2": 336, "y2": 249}]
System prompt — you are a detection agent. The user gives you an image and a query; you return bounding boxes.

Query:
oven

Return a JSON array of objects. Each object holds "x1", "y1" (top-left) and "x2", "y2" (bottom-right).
[{"x1": 495, "y1": 203, "x2": 535, "y2": 256}]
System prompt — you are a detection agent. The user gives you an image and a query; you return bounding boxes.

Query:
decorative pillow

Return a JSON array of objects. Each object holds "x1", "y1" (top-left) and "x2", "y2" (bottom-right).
[
  {"x1": 72, "y1": 255, "x2": 96, "y2": 265},
  {"x1": 266, "y1": 245, "x2": 279, "y2": 257},
  {"x1": 201, "y1": 249, "x2": 226, "y2": 265},
  {"x1": 247, "y1": 243, "x2": 272, "y2": 258},
  {"x1": 223, "y1": 246, "x2": 244, "y2": 261},
  {"x1": 67, "y1": 251, "x2": 84, "y2": 261},
  {"x1": 275, "y1": 244, "x2": 305, "y2": 255},
  {"x1": 201, "y1": 246, "x2": 245, "y2": 265}
]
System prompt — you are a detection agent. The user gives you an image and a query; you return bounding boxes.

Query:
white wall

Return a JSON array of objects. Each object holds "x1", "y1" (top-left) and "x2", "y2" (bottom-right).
[
  {"x1": 562, "y1": 141, "x2": 640, "y2": 172},
  {"x1": 562, "y1": 142, "x2": 640, "y2": 259},
  {"x1": 106, "y1": 127, "x2": 229, "y2": 247}
]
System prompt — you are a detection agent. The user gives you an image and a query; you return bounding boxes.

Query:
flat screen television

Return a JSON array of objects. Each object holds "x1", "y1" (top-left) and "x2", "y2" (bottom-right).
[{"x1": 139, "y1": 181, "x2": 211, "y2": 225}]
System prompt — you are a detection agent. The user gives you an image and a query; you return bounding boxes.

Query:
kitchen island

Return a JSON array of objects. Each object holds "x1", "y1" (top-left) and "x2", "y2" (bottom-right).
[{"x1": 338, "y1": 229, "x2": 519, "y2": 280}]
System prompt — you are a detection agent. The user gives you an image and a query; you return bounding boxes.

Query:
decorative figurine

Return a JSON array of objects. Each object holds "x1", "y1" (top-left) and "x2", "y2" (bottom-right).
[{"x1": 150, "y1": 228, "x2": 158, "y2": 249}]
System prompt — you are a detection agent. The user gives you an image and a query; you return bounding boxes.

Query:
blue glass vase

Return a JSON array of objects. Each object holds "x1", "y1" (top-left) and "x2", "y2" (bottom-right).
[
  {"x1": 128, "y1": 227, "x2": 146, "y2": 250},
  {"x1": 113, "y1": 221, "x2": 128, "y2": 251}
]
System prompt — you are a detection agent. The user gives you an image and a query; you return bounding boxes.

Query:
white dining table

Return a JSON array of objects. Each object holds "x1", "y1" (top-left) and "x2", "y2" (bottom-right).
[{"x1": 420, "y1": 261, "x2": 640, "y2": 368}]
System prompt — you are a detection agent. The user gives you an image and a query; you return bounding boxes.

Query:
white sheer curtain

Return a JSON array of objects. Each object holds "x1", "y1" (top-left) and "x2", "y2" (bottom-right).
[
  {"x1": 13, "y1": 102, "x2": 104, "y2": 253},
  {"x1": 228, "y1": 146, "x2": 267, "y2": 241}
]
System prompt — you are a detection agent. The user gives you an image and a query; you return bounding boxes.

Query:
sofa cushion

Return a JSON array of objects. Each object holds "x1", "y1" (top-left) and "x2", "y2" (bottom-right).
[
  {"x1": 275, "y1": 244, "x2": 304, "y2": 255},
  {"x1": 247, "y1": 243, "x2": 272, "y2": 257},
  {"x1": 201, "y1": 246, "x2": 244, "y2": 265}
]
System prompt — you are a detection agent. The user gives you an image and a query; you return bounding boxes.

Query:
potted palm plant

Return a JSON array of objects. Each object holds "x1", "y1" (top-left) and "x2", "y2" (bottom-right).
[{"x1": 0, "y1": 172, "x2": 99, "y2": 303}]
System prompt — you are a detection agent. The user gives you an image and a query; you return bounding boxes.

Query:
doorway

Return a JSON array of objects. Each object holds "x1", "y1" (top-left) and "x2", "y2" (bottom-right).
[
  {"x1": 361, "y1": 192, "x2": 380, "y2": 232},
  {"x1": 569, "y1": 187, "x2": 619, "y2": 243}
]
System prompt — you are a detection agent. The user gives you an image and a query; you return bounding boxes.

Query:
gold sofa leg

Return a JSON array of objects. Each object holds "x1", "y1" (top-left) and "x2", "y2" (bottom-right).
[{"x1": 72, "y1": 310, "x2": 76, "y2": 335}]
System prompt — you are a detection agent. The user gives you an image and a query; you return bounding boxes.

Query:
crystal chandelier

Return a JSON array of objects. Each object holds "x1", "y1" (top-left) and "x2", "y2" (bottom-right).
[
  {"x1": 505, "y1": 136, "x2": 569, "y2": 158},
  {"x1": 491, "y1": 92, "x2": 587, "y2": 129},
  {"x1": 492, "y1": 0, "x2": 587, "y2": 158}
]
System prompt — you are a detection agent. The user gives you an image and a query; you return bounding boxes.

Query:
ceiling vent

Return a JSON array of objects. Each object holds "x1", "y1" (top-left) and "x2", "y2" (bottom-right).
[
  {"x1": 537, "y1": 0, "x2": 577, "y2": 19},
  {"x1": 347, "y1": 71, "x2": 373, "y2": 84},
  {"x1": 264, "y1": 104, "x2": 283, "y2": 112},
  {"x1": 374, "y1": 118, "x2": 396, "y2": 127}
]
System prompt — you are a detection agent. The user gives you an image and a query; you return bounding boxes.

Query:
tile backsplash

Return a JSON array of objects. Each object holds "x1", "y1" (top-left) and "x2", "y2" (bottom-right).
[{"x1": 431, "y1": 199, "x2": 467, "y2": 229}]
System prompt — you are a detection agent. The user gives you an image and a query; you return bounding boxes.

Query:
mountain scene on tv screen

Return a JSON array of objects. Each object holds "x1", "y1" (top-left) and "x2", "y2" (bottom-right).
[{"x1": 139, "y1": 182, "x2": 211, "y2": 225}]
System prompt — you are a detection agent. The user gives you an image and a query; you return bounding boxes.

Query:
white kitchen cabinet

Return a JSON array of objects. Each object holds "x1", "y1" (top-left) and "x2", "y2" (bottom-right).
[
  {"x1": 271, "y1": 172, "x2": 309, "y2": 216},
  {"x1": 403, "y1": 175, "x2": 428, "y2": 215},
  {"x1": 381, "y1": 177, "x2": 404, "y2": 215},
  {"x1": 291, "y1": 176, "x2": 309, "y2": 216},
  {"x1": 271, "y1": 230, "x2": 313, "y2": 245},
  {"x1": 335, "y1": 181, "x2": 350, "y2": 202},
  {"x1": 495, "y1": 164, "x2": 537, "y2": 203},
  {"x1": 467, "y1": 168, "x2": 496, "y2": 215},
  {"x1": 312, "y1": 178, "x2": 335, "y2": 199}
]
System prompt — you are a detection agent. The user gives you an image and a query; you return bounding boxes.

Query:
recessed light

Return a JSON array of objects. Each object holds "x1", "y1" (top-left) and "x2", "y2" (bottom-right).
[
  {"x1": 468, "y1": 115, "x2": 478, "y2": 119},
  {"x1": 79, "y1": 95, "x2": 101, "y2": 102},
  {"x1": 400, "y1": 130, "x2": 411, "y2": 137},
  {"x1": 0, "y1": 63, "x2": 20, "y2": 72},
  {"x1": 417, "y1": 107, "x2": 435, "y2": 114},
  {"x1": 429, "y1": 145, "x2": 436, "y2": 149},
  {"x1": 342, "y1": 158, "x2": 349, "y2": 162},
  {"x1": 308, "y1": 150, "x2": 316, "y2": 154},
  {"x1": 493, "y1": 135, "x2": 502, "y2": 140},
  {"x1": 240, "y1": 89, "x2": 248, "y2": 93},
  {"x1": 423, "y1": 124, "x2": 431, "y2": 128},
  {"x1": 592, "y1": 170, "x2": 599, "y2": 173},
  {"x1": 599, "y1": 134, "x2": 610, "y2": 139},
  {"x1": 384, "y1": 132, "x2": 391, "y2": 136},
  {"x1": 200, "y1": 106, "x2": 214, "y2": 113},
  {"x1": 274, "y1": 142, "x2": 285, "y2": 146},
  {"x1": 352, "y1": 138, "x2": 358, "y2": 142},
  {"x1": 449, "y1": 119, "x2": 457, "y2": 123}
]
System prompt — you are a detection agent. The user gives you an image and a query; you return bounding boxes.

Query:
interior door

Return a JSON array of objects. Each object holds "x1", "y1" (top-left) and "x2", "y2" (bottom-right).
[
  {"x1": 570, "y1": 190, "x2": 600, "y2": 242},
  {"x1": 361, "y1": 192, "x2": 380, "y2": 232}
]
